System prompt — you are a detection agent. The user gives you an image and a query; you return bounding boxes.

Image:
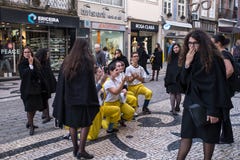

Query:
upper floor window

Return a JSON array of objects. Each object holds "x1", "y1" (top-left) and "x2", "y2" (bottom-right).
[
  {"x1": 178, "y1": 0, "x2": 185, "y2": 16},
  {"x1": 163, "y1": 0, "x2": 172, "y2": 14},
  {"x1": 84, "y1": 0, "x2": 123, "y2": 7}
]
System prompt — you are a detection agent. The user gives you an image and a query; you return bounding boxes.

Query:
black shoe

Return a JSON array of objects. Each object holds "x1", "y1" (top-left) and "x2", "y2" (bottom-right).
[
  {"x1": 26, "y1": 123, "x2": 38, "y2": 129},
  {"x1": 175, "y1": 106, "x2": 180, "y2": 112},
  {"x1": 42, "y1": 117, "x2": 53, "y2": 124},
  {"x1": 142, "y1": 107, "x2": 151, "y2": 115},
  {"x1": 29, "y1": 126, "x2": 34, "y2": 136},
  {"x1": 150, "y1": 79, "x2": 154, "y2": 81},
  {"x1": 172, "y1": 112, "x2": 178, "y2": 116},
  {"x1": 76, "y1": 151, "x2": 94, "y2": 159},
  {"x1": 73, "y1": 148, "x2": 78, "y2": 157},
  {"x1": 106, "y1": 128, "x2": 119, "y2": 134},
  {"x1": 119, "y1": 119, "x2": 127, "y2": 127},
  {"x1": 63, "y1": 133, "x2": 71, "y2": 140}
]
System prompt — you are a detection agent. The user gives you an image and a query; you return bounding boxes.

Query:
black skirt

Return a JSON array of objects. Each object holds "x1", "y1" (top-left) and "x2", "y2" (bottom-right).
[
  {"x1": 23, "y1": 95, "x2": 45, "y2": 112},
  {"x1": 63, "y1": 105, "x2": 99, "y2": 128},
  {"x1": 181, "y1": 108, "x2": 221, "y2": 144}
]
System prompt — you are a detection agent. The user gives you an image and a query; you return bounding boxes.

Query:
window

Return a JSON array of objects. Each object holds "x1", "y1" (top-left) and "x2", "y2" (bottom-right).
[
  {"x1": 163, "y1": 0, "x2": 172, "y2": 14},
  {"x1": 84, "y1": 0, "x2": 123, "y2": 6},
  {"x1": 178, "y1": 0, "x2": 185, "y2": 16}
]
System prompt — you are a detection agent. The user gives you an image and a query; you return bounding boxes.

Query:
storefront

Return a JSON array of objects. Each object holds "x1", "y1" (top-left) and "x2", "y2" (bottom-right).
[
  {"x1": 130, "y1": 22, "x2": 159, "y2": 55},
  {"x1": 0, "y1": 7, "x2": 79, "y2": 77}
]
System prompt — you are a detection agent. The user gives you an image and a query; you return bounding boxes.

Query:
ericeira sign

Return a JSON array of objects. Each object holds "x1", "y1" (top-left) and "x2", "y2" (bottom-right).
[
  {"x1": 28, "y1": 13, "x2": 60, "y2": 24},
  {"x1": 80, "y1": 9, "x2": 122, "y2": 20},
  {"x1": 131, "y1": 22, "x2": 159, "y2": 32}
]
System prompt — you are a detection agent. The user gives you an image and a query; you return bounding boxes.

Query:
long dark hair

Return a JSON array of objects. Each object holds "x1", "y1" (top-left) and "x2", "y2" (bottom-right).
[
  {"x1": 18, "y1": 46, "x2": 41, "y2": 69},
  {"x1": 212, "y1": 34, "x2": 230, "y2": 47},
  {"x1": 35, "y1": 48, "x2": 49, "y2": 66},
  {"x1": 154, "y1": 43, "x2": 162, "y2": 52},
  {"x1": 62, "y1": 38, "x2": 94, "y2": 80},
  {"x1": 179, "y1": 29, "x2": 222, "y2": 72},
  {"x1": 167, "y1": 43, "x2": 181, "y2": 63}
]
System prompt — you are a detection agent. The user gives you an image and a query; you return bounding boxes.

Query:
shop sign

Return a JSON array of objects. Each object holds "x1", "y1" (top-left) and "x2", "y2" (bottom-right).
[
  {"x1": 131, "y1": 22, "x2": 158, "y2": 32},
  {"x1": 80, "y1": 9, "x2": 122, "y2": 21},
  {"x1": 92, "y1": 22, "x2": 125, "y2": 31},
  {"x1": 1, "y1": 49, "x2": 21, "y2": 55},
  {"x1": 28, "y1": 13, "x2": 60, "y2": 25}
]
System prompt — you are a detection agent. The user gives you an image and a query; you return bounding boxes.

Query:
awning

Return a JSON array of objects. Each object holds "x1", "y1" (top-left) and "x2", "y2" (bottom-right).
[
  {"x1": 165, "y1": 20, "x2": 192, "y2": 28},
  {"x1": 219, "y1": 26, "x2": 240, "y2": 33}
]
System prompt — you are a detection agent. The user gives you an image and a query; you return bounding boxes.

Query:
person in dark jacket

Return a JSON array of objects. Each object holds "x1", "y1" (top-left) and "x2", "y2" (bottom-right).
[
  {"x1": 35, "y1": 48, "x2": 56, "y2": 124},
  {"x1": 164, "y1": 43, "x2": 182, "y2": 115},
  {"x1": 212, "y1": 34, "x2": 234, "y2": 144},
  {"x1": 112, "y1": 49, "x2": 129, "y2": 69},
  {"x1": 137, "y1": 42, "x2": 149, "y2": 75},
  {"x1": 177, "y1": 30, "x2": 232, "y2": 160},
  {"x1": 94, "y1": 43, "x2": 106, "y2": 67},
  {"x1": 18, "y1": 46, "x2": 44, "y2": 136},
  {"x1": 150, "y1": 43, "x2": 163, "y2": 81},
  {"x1": 53, "y1": 39, "x2": 99, "y2": 159}
]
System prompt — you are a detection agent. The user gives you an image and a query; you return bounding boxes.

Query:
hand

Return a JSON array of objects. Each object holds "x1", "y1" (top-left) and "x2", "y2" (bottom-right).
[
  {"x1": 28, "y1": 55, "x2": 33, "y2": 65},
  {"x1": 207, "y1": 116, "x2": 219, "y2": 124},
  {"x1": 185, "y1": 48, "x2": 196, "y2": 66},
  {"x1": 132, "y1": 73, "x2": 138, "y2": 79}
]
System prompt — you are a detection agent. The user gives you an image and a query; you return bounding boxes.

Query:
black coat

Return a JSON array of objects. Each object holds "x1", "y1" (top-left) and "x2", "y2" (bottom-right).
[
  {"x1": 18, "y1": 58, "x2": 48, "y2": 111},
  {"x1": 52, "y1": 67, "x2": 99, "y2": 126},
  {"x1": 164, "y1": 52, "x2": 182, "y2": 93},
  {"x1": 138, "y1": 47, "x2": 149, "y2": 67},
  {"x1": 41, "y1": 61, "x2": 57, "y2": 94},
  {"x1": 152, "y1": 49, "x2": 163, "y2": 70},
  {"x1": 180, "y1": 53, "x2": 233, "y2": 117}
]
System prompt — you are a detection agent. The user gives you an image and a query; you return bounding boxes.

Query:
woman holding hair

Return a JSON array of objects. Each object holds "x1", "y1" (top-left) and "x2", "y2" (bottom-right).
[
  {"x1": 18, "y1": 46, "x2": 45, "y2": 135},
  {"x1": 35, "y1": 48, "x2": 56, "y2": 124},
  {"x1": 177, "y1": 30, "x2": 232, "y2": 160},
  {"x1": 150, "y1": 43, "x2": 163, "y2": 81},
  {"x1": 53, "y1": 39, "x2": 99, "y2": 159},
  {"x1": 164, "y1": 43, "x2": 182, "y2": 115}
]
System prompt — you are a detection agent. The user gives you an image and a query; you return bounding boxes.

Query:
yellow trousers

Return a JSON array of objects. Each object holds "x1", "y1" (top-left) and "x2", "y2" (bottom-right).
[
  {"x1": 87, "y1": 104, "x2": 121, "y2": 140},
  {"x1": 102, "y1": 100, "x2": 135, "y2": 129},
  {"x1": 128, "y1": 83, "x2": 152, "y2": 106},
  {"x1": 126, "y1": 91, "x2": 138, "y2": 111}
]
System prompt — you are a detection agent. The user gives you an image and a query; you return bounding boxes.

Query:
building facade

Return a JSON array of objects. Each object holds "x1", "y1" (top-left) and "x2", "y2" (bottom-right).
[
  {"x1": 77, "y1": 0, "x2": 126, "y2": 60},
  {"x1": 0, "y1": 0, "x2": 79, "y2": 78}
]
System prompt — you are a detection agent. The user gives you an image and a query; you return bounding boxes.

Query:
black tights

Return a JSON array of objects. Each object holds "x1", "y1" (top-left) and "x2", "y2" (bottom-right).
[
  {"x1": 177, "y1": 138, "x2": 215, "y2": 160},
  {"x1": 27, "y1": 111, "x2": 36, "y2": 126},
  {"x1": 69, "y1": 127, "x2": 90, "y2": 153},
  {"x1": 170, "y1": 93, "x2": 181, "y2": 111}
]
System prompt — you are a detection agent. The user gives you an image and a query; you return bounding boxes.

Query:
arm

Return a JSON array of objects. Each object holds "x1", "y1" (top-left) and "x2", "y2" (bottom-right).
[
  {"x1": 107, "y1": 78, "x2": 126, "y2": 95},
  {"x1": 223, "y1": 59, "x2": 234, "y2": 79}
]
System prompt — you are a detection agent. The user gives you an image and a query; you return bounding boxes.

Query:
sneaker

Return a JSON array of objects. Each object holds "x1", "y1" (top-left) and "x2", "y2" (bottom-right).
[
  {"x1": 106, "y1": 128, "x2": 119, "y2": 134},
  {"x1": 142, "y1": 107, "x2": 151, "y2": 115}
]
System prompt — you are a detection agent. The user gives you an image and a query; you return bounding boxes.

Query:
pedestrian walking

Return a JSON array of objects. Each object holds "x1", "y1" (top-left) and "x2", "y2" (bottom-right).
[
  {"x1": 94, "y1": 44, "x2": 106, "y2": 67},
  {"x1": 53, "y1": 39, "x2": 99, "y2": 159},
  {"x1": 176, "y1": 30, "x2": 232, "y2": 160},
  {"x1": 35, "y1": 48, "x2": 56, "y2": 124},
  {"x1": 137, "y1": 42, "x2": 149, "y2": 75},
  {"x1": 164, "y1": 43, "x2": 182, "y2": 115},
  {"x1": 150, "y1": 43, "x2": 163, "y2": 81},
  {"x1": 18, "y1": 46, "x2": 46, "y2": 135},
  {"x1": 212, "y1": 34, "x2": 234, "y2": 144}
]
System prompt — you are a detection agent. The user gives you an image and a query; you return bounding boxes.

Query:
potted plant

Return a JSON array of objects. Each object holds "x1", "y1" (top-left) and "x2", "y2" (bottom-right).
[
  {"x1": 180, "y1": 15, "x2": 185, "y2": 20},
  {"x1": 167, "y1": 12, "x2": 172, "y2": 17}
]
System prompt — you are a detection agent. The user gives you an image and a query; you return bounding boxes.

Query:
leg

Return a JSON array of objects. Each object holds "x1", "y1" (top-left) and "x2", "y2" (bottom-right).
[
  {"x1": 203, "y1": 142, "x2": 215, "y2": 160},
  {"x1": 27, "y1": 111, "x2": 36, "y2": 135},
  {"x1": 170, "y1": 93, "x2": 177, "y2": 115},
  {"x1": 156, "y1": 70, "x2": 159, "y2": 81},
  {"x1": 151, "y1": 70, "x2": 155, "y2": 81},
  {"x1": 77, "y1": 127, "x2": 94, "y2": 159},
  {"x1": 69, "y1": 127, "x2": 78, "y2": 157},
  {"x1": 177, "y1": 138, "x2": 192, "y2": 160},
  {"x1": 175, "y1": 93, "x2": 181, "y2": 112}
]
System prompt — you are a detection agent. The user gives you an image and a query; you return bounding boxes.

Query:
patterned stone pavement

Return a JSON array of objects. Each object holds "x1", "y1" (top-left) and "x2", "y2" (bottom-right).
[
  {"x1": 0, "y1": 96, "x2": 240, "y2": 159},
  {"x1": 0, "y1": 68, "x2": 240, "y2": 159}
]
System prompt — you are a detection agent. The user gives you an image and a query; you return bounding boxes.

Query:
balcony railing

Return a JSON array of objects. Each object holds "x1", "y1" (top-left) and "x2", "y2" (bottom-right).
[
  {"x1": 218, "y1": 8, "x2": 237, "y2": 20},
  {"x1": 2, "y1": 0, "x2": 75, "y2": 12}
]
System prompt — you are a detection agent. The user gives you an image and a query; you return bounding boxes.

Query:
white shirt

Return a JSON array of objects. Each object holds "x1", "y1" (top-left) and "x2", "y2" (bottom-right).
[
  {"x1": 104, "y1": 78, "x2": 120, "y2": 102},
  {"x1": 125, "y1": 65, "x2": 146, "y2": 86}
]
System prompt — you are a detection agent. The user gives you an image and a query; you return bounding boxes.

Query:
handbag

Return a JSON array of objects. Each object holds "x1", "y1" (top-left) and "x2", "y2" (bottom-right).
[{"x1": 188, "y1": 104, "x2": 209, "y2": 127}]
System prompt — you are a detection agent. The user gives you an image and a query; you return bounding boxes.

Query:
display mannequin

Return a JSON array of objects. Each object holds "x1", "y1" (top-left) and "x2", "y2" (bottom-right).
[{"x1": 132, "y1": 37, "x2": 138, "y2": 52}]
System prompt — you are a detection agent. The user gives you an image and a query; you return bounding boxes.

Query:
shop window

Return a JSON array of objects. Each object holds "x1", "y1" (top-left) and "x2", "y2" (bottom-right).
[
  {"x1": 0, "y1": 24, "x2": 21, "y2": 77},
  {"x1": 92, "y1": 30, "x2": 123, "y2": 60}
]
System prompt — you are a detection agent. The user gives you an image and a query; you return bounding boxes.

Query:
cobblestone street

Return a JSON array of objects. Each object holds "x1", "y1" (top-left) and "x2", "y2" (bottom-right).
[{"x1": 0, "y1": 67, "x2": 240, "y2": 160}]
